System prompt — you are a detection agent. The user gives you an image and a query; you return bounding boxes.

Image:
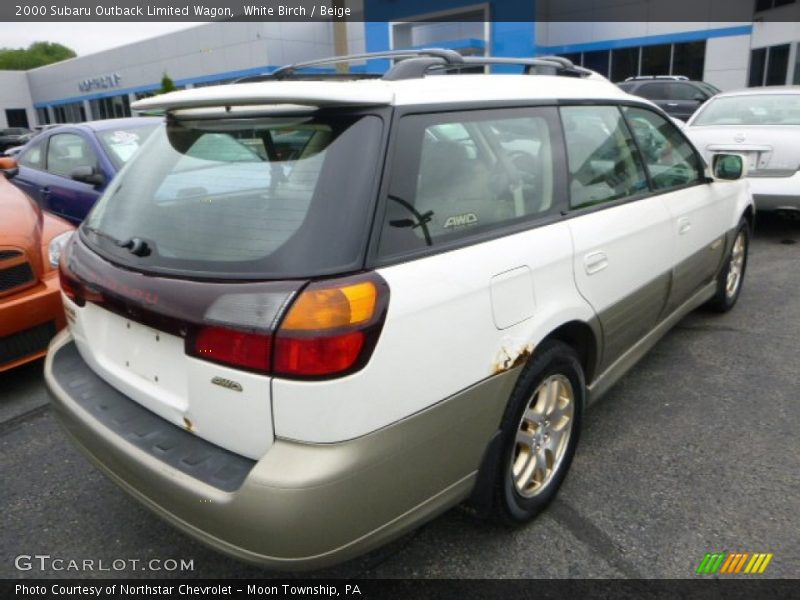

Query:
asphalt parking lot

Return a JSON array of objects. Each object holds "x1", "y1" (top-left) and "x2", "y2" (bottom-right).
[{"x1": 1, "y1": 214, "x2": 798, "y2": 580}]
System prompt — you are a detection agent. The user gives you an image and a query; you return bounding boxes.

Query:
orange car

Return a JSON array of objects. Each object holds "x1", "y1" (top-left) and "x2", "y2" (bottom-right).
[{"x1": 0, "y1": 156, "x2": 73, "y2": 371}]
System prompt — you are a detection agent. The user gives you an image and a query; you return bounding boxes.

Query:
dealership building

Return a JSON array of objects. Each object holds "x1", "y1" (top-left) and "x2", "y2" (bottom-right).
[{"x1": 2, "y1": 0, "x2": 800, "y2": 129}]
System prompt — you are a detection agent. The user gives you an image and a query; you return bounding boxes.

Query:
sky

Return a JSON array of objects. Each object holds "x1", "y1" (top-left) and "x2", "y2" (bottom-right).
[{"x1": 0, "y1": 23, "x2": 203, "y2": 56}]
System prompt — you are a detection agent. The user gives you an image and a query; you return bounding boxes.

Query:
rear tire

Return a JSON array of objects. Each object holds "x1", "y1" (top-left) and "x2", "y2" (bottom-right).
[
  {"x1": 706, "y1": 219, "x2": 749, "y2": 313},
  {"x1": 492, "y1": 340, "x2": 584, "y2": 524}
]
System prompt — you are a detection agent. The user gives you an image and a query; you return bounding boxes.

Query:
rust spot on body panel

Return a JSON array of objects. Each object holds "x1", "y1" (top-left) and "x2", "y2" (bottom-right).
[{"x1": 492, "y1": 343, "x2": 533, "y2": 375}]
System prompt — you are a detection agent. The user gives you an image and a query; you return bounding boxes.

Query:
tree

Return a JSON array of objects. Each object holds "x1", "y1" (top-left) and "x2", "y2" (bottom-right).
[
  {"x1": 0, "y1": 41, "x2": 76, "y2": 70},
  {"x1": 159, "y1": 73, "x2": 177, "y2": 94}
]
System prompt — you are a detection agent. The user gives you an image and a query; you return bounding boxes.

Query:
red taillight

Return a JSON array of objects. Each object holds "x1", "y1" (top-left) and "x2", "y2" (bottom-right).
[
  {"x1": 272, "y1": 274, "x2": 388, "y2": 378},
  {"x1": 187, "y1": 273, "x2": 389, "y2": 379},
  {"x1": 58, "y1": 266, "x2": 84, "y2": 307},
  {"x1": 190, "y1": 326, "x2": 272, "y2": 372},
  {"x1": 274, "y1": 331, "x2": 365, "y2": 376}
]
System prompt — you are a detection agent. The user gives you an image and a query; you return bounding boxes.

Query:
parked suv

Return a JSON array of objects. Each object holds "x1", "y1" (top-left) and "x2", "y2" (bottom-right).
[
  {"x1": 45, "y1": 50, "x2": 753, "y2": 570},
  {"x1": 618, "y1": 76, "x2": 720, "y2": 121}
]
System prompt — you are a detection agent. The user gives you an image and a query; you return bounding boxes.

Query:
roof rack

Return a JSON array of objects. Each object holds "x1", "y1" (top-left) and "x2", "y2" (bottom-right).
[
  {"x1": 624, "y1": 75, "x2": 690, "y2": 81},
  {"x1": 257, "y1": 48, "x2": 594, "y2": 82},
  {"x1": 448, "y1": 55, "x2": 593, "y2": 79},
  {"x1": 235, "y1": 72, "x2": 382, "y2": 84},
  {"x1": 269, "y1": 49, "x2": 465, "y2": 79}
]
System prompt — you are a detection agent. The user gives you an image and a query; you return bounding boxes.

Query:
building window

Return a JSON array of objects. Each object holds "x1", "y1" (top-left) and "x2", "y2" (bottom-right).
[
  {"x1": 89, "y1": 94, "x2": 131, "y2": 120},
  {"x1": 793, "y1": 43, "x2": 800, "y2": 84},
  {"x1": 750, "y1": 44, "x2": 790, "y2": 86},
  {"x1": 36, "y1": 107, "x2": 50, "y2": 125},
  {"x1": 52, "y1": 102, "x2": 86, "y2": 124},
  {"x1": 672, "y1": 41, "x2": 706, "y2": 81},
  {"x1": 749, "y1": 48, "x2": 767, "y2": 86},
  {"x1": 5, "y1": 108, "x2": 29, "y2": 129},
  {"x1": 766, "y1": 44, "x2": 790, "y2": 85},
  {"x1": 641, "y1": 44, "x2": 672, "y2": 76},
  {"x1": 562, "y1": 40, "x2": 706, "y2": 82},
  {"x1": 559, "y1": 53, "x2": 581, "y2": 66},
  {"x1": 755, "y1": 0, "x2": 795, "y2": 11},
  {"x1": 581, "y1": 50, "x2": 611, "y2": 78},
  {"x1": 611, "y1": 47, "x2": 640, "y2": 82}
]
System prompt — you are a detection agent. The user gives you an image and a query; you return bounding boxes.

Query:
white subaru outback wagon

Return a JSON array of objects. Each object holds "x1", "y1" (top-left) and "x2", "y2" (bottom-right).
[{"x1": 45, "y1": 50, "x2": 753, "y2": 570}]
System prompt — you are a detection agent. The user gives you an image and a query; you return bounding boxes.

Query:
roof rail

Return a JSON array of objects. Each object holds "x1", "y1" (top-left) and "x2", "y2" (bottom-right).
[
  {"x1": 269, "y1": 48, "x2": 464, "y2": 79},
  {"x1": 624, "y1": 75, "x2": 690, "y2": 81},
  {"x1": 262, "y1": 48, "x2": 595, "y2": 82},
  {"x1": 467, "y1": 55, "x2": 590, "y2": 76},
  {"x1": 384, "y1": 55, "x2": 593, "y2": 80},
  {"x1": 235, "y1": 72, "x2": 382, "y2": 84}
]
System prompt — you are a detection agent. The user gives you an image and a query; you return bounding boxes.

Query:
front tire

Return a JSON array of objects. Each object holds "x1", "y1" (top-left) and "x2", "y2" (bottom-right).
[
  {"x1": 492, "y1": 341, "x2": 585, "y2": 524},
  {"x1": 707, "y1": 219, "x2": 749, "y2": 313}
]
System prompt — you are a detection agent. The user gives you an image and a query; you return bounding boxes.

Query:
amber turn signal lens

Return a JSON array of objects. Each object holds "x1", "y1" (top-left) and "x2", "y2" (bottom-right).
[{"x1": 281, "y1": 281, "x2": 377, "y2": 331}]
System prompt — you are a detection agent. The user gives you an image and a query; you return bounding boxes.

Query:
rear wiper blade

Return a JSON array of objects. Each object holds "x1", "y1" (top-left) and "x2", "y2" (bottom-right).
[
  {"x1": 120, "y1": 237, "x2": 152, "y2": 257},
  {"x1": 82, "y1": 225, "x2": 128, "y2": 247},
  {"x1": 82, "y1": 226, "x2": 152, "y2": 257},
  {"x1": 388, "y1": 195, "x2": 434, "y2": 246}
]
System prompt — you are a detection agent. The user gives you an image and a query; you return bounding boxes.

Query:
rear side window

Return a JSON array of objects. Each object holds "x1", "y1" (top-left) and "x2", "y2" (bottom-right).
[
  {"x1": 18, "y1": 139, "x2": 44, "y2": 170},
  {"x1": 46, "y1": 133, "x2": 98, "y2": 178},
  {"x1": 561, "y1": 106, "x2": 648, "y2": 209},
  {"x1": 668, "y1": 83, "x2": 704, "y2": 101},
  {"x1": 83, "y1": 114, "x2": 384, "y2": 279},
  {"x1": 696, "y1": 82, "x2": 720, "y2": 97},
  {"x1": 623, "y1": 107, "x2": 703, "y2": 191},
  {"x1": 636, "y1": 83, "x2": 671, "y2": 99},
  {"x1": 378, "y1": 108, "x2": 560, "y2": 259}
]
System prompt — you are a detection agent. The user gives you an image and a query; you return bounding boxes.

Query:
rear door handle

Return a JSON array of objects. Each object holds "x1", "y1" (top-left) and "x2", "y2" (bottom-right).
[
  {"x1": 666, "y1": 103, "x2": 679, "y2": 107},
  {"x1": 41, "y1": 186, "x2": 50, "y2": 197},
  {"x1": 678, "y1": 217, "x2": 692, "y2": 235},
  {"x1": 584, "y1": 251, "x2": 608, "y2": 275}
]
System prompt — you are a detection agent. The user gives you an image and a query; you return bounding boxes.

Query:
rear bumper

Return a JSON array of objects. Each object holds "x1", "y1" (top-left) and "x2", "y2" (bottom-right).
[
  {"x1": 0, "y1": 273, "x2": 64, "y2": 371},
  {"x1": 749, "y1": 172, "x2": 800, "y2": 212},
  {"x1": 45, "y1": 330, "x2": 518, "y2": 571}
]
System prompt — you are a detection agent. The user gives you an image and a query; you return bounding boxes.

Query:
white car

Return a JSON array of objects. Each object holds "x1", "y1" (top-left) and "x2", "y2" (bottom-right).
[
  {"x1": 685, "y1": 86, "x2": 800, "y2": 215},
  {"x1": 45, "y1": 49, "x2": 753, "y2": 570}
]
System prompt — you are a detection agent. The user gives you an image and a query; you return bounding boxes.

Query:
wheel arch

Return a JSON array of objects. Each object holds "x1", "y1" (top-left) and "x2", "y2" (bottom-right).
[
  {"x1": 536, "y1": 319, "x2": 601, "y2": 387},
  {"x1": 742, "y1": 204, "x2": 755, "y2": 232},
  {"x1": 467, "y1": 318, "x2": 600, "y2": 516}
]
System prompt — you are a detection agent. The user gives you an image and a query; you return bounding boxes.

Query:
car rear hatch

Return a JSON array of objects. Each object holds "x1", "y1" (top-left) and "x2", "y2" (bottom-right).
[
  {"x1": 691, "y1": 126, "x2": 800, "y2": 177},
  {"x1": 689, "y1": 93, "x2": 800, "y2": 177},
  {"x1": 61, "y1": 97, "x2": 387, "y2": 460}
]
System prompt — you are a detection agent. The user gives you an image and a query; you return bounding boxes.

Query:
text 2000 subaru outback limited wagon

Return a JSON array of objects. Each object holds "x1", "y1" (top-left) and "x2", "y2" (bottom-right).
[{"x1": 45, "y1": 50, "x2": 753, "y2": 570}]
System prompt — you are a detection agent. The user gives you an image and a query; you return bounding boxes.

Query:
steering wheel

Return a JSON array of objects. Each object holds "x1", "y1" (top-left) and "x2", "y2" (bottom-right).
[{"x1": 507, "y1": 150, "x2": 538, "y2": 185}]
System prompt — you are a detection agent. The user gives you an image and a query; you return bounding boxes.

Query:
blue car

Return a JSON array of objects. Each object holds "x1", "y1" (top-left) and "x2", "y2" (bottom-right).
[{"x1": 12, "y1": 118, "x2": 160, "y2": 224}]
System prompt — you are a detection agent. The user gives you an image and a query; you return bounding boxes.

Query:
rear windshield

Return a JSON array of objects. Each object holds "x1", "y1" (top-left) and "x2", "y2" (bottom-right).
[
  {"x1": 692, "y1": 94, "x2": 800, "y2": 126},
  {"x1": 696, "y1": 82, "x2": 720, "y2": 96},
  {"x1": 82, "y1": 113, "x2": 383, "y2": 279},
  {"x1": 97, "y1": 124, "x2": 159, "y2": 168}
]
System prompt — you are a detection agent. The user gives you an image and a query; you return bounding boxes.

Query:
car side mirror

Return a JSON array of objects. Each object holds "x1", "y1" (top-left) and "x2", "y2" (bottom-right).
[
  {"x1": 70, "y1": 166, "x2": 105, "y2": 187},
  {"x1": 712, "y1": 153, "x2": 746, "y2": 181},
  {"x1": 693, "y1": 93, "x2": 706, "y2": 102},
  {"x1": 0, "y1": 156, "x2": 18, "y2": 179}
]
